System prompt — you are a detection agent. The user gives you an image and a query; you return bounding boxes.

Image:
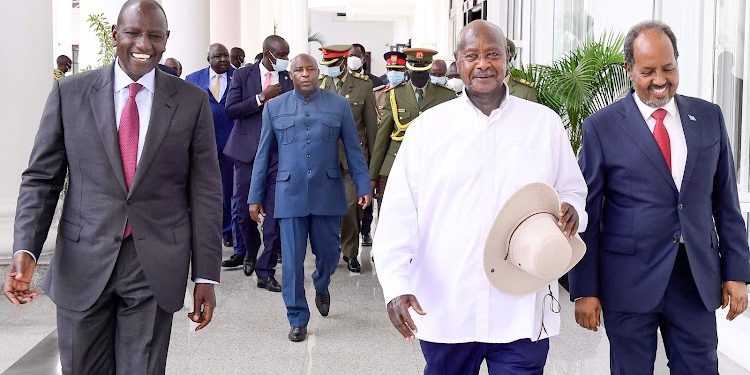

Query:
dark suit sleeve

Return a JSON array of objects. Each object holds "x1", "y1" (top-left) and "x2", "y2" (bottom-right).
[
  {"x1": 340, "y1": 99, "x2": 372, "y2": 197},
  {"x1": 13, "y1": 80, "x2": 68, "y2": 259},
  {"x1": 189, "y1": 94, "x2": 223, "y2": 282},
  {"x1": 225, "y1": 69, "x2": 261, "y2": 120},
  {"x1": 569, "y1": 118, "x2": 605, "y2": 300},
  {"x1": 711, "y1": 105, "x2": 750, "y2": 283},
  {"x1": 248, "y1": 104, "x2": 276, "y2": 205},
  {"x1": 363, "y1": 89, "x2": 378, "y2": 161},
  {"x1": 369, "y1": 94, "x2": 394, "y2": 180}
]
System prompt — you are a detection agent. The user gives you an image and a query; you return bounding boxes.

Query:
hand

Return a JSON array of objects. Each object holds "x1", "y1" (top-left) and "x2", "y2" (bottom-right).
[
  {"x1": 722, "y1": 280, "x2": 748, "y2": 321},
  {"x1": 558, "y1": 202, "x2": 579, "y2": 238},
  {"x1": 358, "y1": 195, "x2": 372, "y2": 209},
  {"x1": 261, "y1": 84, "x2": 282, "y2": 101},
  {"x1": 371, "y1": 180, "x2": 379, "y2": 199},
  {"x1": 4, "y1": 252, "x2": 39, "y2": 305},
  {"x1": 574, "y1": 296, "x2": 602, "y2": 331},
  {"x1": 386, "y1": 294, "x2": 427, "y2": 340},
  {"x1": 249, "y1": 204, "x2": 265, "y2": 223},
  {"x1": 188, "y1": 284, "x2": 216, "y2": 331}
]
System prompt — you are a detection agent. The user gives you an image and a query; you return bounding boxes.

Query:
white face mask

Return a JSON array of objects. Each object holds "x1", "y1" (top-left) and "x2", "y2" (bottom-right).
[
  {"x1": 446, "y1": 77, "x2": 464, "y2": 93},
  {"x1": 347, "y1": 56, "x2": 363, "y2": 72},
  {"x1": 430, "y1": 75, "x2": 448, "y2": 85},
  {"x1": 324, "y1": 64, "x2": 343, "y2": 77}
]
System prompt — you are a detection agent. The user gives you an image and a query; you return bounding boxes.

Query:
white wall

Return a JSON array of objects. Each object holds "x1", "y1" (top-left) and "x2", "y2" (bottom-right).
[{"x1": 309, "y1": 10, "x2": 394, "y2": 76}]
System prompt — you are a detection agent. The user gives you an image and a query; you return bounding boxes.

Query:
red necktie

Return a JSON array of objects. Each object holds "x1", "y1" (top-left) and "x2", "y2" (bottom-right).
[
  {"x1": 651, "y1": 108, "x2": 671, "y2": 171},
  {"x1": 263, "y1": 71, "x2": 272, "y2": 90},
  {"x1": 119, "y1": 82, "x2": 142, "y2": 238}
]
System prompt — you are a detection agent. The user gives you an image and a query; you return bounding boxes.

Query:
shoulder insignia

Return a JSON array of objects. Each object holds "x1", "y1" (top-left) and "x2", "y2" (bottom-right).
[{"x1": 352, "y1": 72, "x2": 369, "y2": 81}]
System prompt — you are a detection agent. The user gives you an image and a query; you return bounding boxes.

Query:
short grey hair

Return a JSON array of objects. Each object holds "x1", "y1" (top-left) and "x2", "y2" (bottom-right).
[{"x1": 624, "y1": 20, "x2": 679, "y2": 66}]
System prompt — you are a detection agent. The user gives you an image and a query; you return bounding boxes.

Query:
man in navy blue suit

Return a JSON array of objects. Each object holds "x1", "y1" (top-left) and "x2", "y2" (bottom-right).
[
  {"x1": 570, "y1": 21, "x2": 750, "y2": 374},
  {"x1": 185, "y1": 43, "x2": 235, "y2": 250},
  {"x1": 249, "y1": 53, "x2": 372, "y2": 342},
  {"x1": 223, "y1": 35, "x2": 293, "y2": 292}
]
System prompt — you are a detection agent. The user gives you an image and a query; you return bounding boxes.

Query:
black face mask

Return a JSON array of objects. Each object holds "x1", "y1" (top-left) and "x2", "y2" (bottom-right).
[{"x1": 410, "y1": 70, "x2": 430, "y2": 88}]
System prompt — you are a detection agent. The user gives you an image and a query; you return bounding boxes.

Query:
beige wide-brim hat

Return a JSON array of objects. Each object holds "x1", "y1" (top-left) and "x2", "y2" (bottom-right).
[{"x1": 484, "y1": 182, "x2": 586, "y2": 294}]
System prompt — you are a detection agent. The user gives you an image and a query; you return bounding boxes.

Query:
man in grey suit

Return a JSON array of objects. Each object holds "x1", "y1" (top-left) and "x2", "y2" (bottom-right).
[{"x1": 3, "y1": 1, "x2": 223, "y2": 373}]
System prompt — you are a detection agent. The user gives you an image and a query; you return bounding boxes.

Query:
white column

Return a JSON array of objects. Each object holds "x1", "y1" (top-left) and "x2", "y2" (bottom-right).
[
  {"x1": 411, "y1": 0, "x2": 439, "y2": 50},
  {"x1": 0, "y1": 0, "x2": 54, "y2": 256},
  {"x1": 210, "y1": 0, "x2": 241, "y2": 48},
  {"x1": 277, "y1": 0, "x2": 309, "y2": 57},
  {"x1": 240, "y1": 0, "x2": 276, "y2": 56},
  {"x1": 162, "y1": 0, "x2": 210, "y2": 76},
  {"x1": 53, "y1": 0, "x2": 73, "y2": 65},
  {"x1": 77, "y1": 0, "x2": 125, "y2": 70}
]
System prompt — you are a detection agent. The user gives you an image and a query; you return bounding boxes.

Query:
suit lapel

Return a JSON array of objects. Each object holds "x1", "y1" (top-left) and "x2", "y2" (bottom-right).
[
  {"x1": 129, "y1": 69, "x2": 178, "y2": 197},
  {"x1": 677, "y1": 95, "x2": 701, "y2": 187},
  {"x1": 90, "y1": 64, "x2": 128, "y2": 194},
  {"x1": 280, "y1": 71, "x2": 292, "y2": 92},
  {"x1": 616, "y1": 94, "x2": 678, "y2": 192}
]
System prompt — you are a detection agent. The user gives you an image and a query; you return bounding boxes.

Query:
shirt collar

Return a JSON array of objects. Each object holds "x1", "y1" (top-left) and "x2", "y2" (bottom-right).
[
  {"x1": 113, "y1": 58, "x2": 155, "y2": 94},
  {"x1": 259, "y1": 61, "x2": 276, "y2": 76},
  {"x1": 632, "y1": 91, "x2": 678, "y2": 122},
  {"x1": 293, "y1": 87, "x2": 320, "y2": 101},
  {"x1": 462, "y1": 82, "x2": 510, "y2": 117},
  {"x1": 209, "y1": 66, "x2": 224, "y2": 79}
]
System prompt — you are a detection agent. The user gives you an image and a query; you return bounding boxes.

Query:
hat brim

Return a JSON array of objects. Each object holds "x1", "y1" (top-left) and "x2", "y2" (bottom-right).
[
  {"x1": 320, "y1": 58, "x2": 341, "y2": 66},
  {"x1": 483, "y1": 183, "x2": 586, "y2": 294},
  {"x1": 406, "y1": 62, "x2": 433, "y2": 71}
]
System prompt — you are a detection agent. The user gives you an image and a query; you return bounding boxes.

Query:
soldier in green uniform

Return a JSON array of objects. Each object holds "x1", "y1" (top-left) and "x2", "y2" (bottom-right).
[
  {"x1": 504, "y1": 38, "x2": 538, "y2": 102},
  {"x1": 318, "y1": 45, "x2": 378, "y2": 273},
  {"x1": 373, "y1": 51, "x2": 408, "y2": 121},
  {"x1": 369, "y1": 48, "x2": 456, "y2": 202}
]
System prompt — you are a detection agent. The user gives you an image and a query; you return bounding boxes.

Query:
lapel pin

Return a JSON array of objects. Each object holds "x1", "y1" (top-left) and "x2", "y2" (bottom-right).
[{"x1": 688, "y1": 115, "x2": 696, "y2": 121}]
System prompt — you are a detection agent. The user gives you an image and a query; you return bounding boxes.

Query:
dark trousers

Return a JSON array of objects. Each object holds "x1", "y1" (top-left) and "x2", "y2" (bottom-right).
[
  {"x1": 419, "y1": 339, "x2": 549, "y2": 375},
  {"x1": 279, "y1": 215, "x2": 341, "y2": 327},
  {"x1": 340, "y1": 171, "x2": 362, "y2": 258},
  {"x1": 603, "y1": 247, "x2": 718, "y2": 375},
  {"x1": 256, "y1": 168, "x2": 281, "y2": 278},
  {"x1": 56, "y1": 238, "x2": 173, "y2": 375},
  {"x1": 218, "y1": 151, "x2": 234, "y2": 238},
  {"x1": 361, "y1": 203, "x2": 373, "y2": 236}
]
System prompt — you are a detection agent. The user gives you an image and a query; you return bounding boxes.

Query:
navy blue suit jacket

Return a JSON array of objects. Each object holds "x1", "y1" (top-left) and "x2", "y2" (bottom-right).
[
  {"x1": 248, "y1": 88, "x2": 371, "y2": 218},
  {"x1": 223, "y1": 61, "x2": 293, "y2": 163},
  {"x1": 569, "y1": 91, "x2": 750, "y2": 312},
  {"x1": 185, "y1": 66, "x2": 235, "y2": 151}
]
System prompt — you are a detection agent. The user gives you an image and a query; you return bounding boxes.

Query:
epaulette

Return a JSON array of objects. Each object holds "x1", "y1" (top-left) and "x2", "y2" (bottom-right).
[
  {"x1": 351, "y1": 72, "x2": 369, "y2": 81},
  {"x1": 512, "y1": 76, "x2": 535, "y2": 88}
]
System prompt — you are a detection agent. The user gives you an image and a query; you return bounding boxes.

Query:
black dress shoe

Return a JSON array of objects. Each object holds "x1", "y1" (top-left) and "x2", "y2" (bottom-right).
[
  {"x1": 243, "y1": 258, "x2": 256, "y2": 277},
  {"x1": 361, "y1": 234, "x2": 373, "y2": 246},
  {"x1": 342, "y1": 255, "x2": 350, "y2": 263},
  {"x1": 347, "y1": 257, "x2": 361, "y2": 273},
  {"x1": 288, "y1": 326, "x2": 307, "y2": 342},
  {"x1": 222, "y1": 234, "x2": 233, "y2": 248},
  {"x1": 257, "y1": 276, "x2": 281, "y2": 292},
  {"x1": 315, "y1": 290, "x2": 330, "y2": 317},
  {"x1": 221, "y1": 254, "x2": 244, "y2": 268}
]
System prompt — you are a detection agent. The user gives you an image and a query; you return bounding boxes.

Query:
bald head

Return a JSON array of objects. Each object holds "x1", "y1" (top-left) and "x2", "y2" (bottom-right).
[
  {"x1": 164, "y1": 57, "x2": 181, "y2": 77},
  {"x1": 117, "y1": 0, "x2": 168, "y2": 28},
  {"x1": 56, "y1": 55, "x2": 72, "y2": 73},
  {"x1": 208, "y1": 43, "x2": 230, "y2": 74},
  {"x1": 230, "y1": 47, "x2": 245, "y2": 68},
  {"x1": 430, "y1": 59, "x2": 447, "y2": 77},
  {"x1": 455, "y1": 20, "x2": 506, "y2": 57},
  {"x1": 262, "y1": 35, "x2": 290, "y2": 71},
  {"x1": 290, "y1": 54, "x2": 319, "y2": 97},
  {"x1": 455, "y1": 20, "x2": 508, "y2": 104}
]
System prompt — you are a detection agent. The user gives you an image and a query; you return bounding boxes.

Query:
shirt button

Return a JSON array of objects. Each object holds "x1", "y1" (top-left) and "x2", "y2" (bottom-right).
[
  {"x1": 672, "y1": 235, "x2": 678, "y2": 244},
  {"x1": 306, "y1": 154, "x2": 311, "y2": 158},
  {"x1": 306, "y1": 140, "x2": 311, "y2": 144},
  {"x1": 307, "y1": 126, "x2": 310, "y2": 130},
  {"x1": 305, "y1": 113, "x2": 310, "y2": 116},
  {"x1": 308, "y1": 169, "x2": 312, "y2": 173},
  {"x1": 677, "y1": 203, "x2": 683, "y2": 209}
]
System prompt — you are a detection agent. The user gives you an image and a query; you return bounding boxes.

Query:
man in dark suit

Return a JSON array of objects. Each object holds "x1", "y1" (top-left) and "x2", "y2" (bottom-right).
[
  {"x1": 248, "y1": 53, "x2": 372, "y2": 342},
  {"x1": 570, "y1": 21, "x2": 750, "y2": 374},
  {"x1": 3, "y1": 1, "x2": 222, "y2": 373},
  {"x1": 186, "y1": 43, "x2": 236, "y2": 250},
  {"x1": 223, "y1": 35, "x2": 293, "y2": 291}
]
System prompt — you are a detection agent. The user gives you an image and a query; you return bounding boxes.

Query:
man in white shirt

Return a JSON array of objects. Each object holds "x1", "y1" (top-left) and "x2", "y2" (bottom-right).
[{"x1": 372, "y1": 20, "x2": 587, "y2": 374}]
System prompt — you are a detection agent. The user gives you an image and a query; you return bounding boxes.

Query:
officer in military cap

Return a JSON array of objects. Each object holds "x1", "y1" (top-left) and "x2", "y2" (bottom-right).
[
  {"x1": 369, "y1": 48, "x2": 456, "y2": 203},
  {"x1": 505, "y1": 38, "x2": 538, "y2": 102},
  {"x1": 318, "y1": 44, "x2": 378, "y2": 273},
  {"x1": 373, "y1": 51, "x2": 408, "y2": 121}
]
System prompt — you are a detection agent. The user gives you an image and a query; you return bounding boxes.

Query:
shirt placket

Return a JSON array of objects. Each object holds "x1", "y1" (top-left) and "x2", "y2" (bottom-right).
[{"x1": 475, "y1": 110, "x2": 494, "y2": 341}]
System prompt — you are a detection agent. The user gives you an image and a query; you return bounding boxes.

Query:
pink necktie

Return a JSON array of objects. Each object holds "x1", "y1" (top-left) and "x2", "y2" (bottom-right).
[
  {"x1": 651, "y1": 108, "x2": 671, "y2": 171},
  {"x1": 263, "y1": 71, "x2": 272, "y2": 90},
  {"x1": 119, "y1": 82, "x2": 142, "y2": 238}
]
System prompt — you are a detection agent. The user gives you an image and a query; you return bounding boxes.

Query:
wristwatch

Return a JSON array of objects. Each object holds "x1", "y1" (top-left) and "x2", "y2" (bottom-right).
[{"x1": 257, "y1": 92, "x2": 266, "y2": 104}]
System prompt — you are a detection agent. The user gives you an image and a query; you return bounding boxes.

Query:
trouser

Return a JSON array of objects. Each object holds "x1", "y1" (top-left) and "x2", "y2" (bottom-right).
[
  {"x1": 279, "y1": 215, "x2": 342, "y2": 327},
  {"x1": 419, "y1": 338, "x2": 549, "y2": 375},
  {"x1": 56, "y1": 238, "x2": 173, "y2": 375},
  {"x1": 255, "y1": 168, "x2": 281, "y2": 278},
  {"x1": 218, "y1": 151, "x2": 234, "y2": 239},
  {"x1": 340, "y1": 171, "x2": 362, "y2": 259},
  {"x1": 361, "y1": 204, "x2": 373, "y2": 236},
  {"x1": 231, "y1": 160, "x2": 260, "y2": 257},
  {"x1": 603, "y1": 247, "x2": 718, "y2": 375}
]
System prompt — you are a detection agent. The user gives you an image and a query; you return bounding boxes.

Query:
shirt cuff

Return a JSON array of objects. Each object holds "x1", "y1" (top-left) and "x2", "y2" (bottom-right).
[
  {"x1": 15, "y1": 250, "x2": 37, "y2": 263},
  {"x1": 194, "y1": 278, "x2": 218, "y2": 284},
  {"x1": 255, "y1": 94, "x2": 263, "y2": 107}
]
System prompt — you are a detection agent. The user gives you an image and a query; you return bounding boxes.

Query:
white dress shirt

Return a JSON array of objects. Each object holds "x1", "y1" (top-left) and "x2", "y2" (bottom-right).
[
  {"x1": 208, "y1": 67, "x2": 228, "y2": 101},
  {"x1": 255, "y1": 62, "x2": 280, "y2": 106},
  {"x1": 373, "y1": 86, "x2": 588, "y2": 344},
  {"x1": 632, "y1": 92, "x2": 687, "y2": 191}
]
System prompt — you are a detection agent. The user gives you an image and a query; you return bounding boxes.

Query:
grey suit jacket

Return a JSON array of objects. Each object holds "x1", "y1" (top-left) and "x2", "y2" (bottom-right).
[{"x1": 13, "y1": 64, "x2": 223, "y2": 313}]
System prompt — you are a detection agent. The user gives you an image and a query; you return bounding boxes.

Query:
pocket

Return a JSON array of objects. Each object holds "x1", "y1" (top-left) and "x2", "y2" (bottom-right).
[
  {"x1": 600, "y1": 233, "x2": 635, "y2": 255},
  {"x1": 277, "y1": 170, "x2": 291, "y2": 182},
  {"x1": 326, "y1": 168, "x2": 342, "y2": 179},
  {"x1": 322, "y1": 120, "x2": 341, "y2": 142},
  {"x1": 59, "y1": 219, "x2": 82, "y2": 242},
  {"x1": 273, "y1": 118, "x2": 295, "y2": 145}
]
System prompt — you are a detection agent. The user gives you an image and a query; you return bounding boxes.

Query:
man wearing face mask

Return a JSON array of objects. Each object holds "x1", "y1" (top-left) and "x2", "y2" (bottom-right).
[
  {"x1": 350, "y1": 43, "x2": 385, "y2": 87},
  {"x1": 504, "y1": 38, "x2": 537, "y2": 102},
  {"x1": 369, "y1": 48, "x2": 456, "y2": 202},
  {"x1": 446, "y1": 61, "x2": 464, "y2": 94},
  {"x1": 374, "y1": 51, "x2": 408, "y2": 121},
  {"x1": 223, "y1": 35, "x2": 294, "y2": 291},
  {"x1": 318, "y1": 44, "x2": 378, "y2": 273},
  {"x1": 429, "y1": 59, "x2": 449, "y2": 86}
]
